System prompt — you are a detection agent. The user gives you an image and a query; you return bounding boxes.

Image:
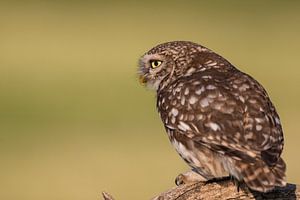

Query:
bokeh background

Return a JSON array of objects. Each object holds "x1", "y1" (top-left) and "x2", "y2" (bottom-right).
[{"x1": 0, "y1": 0, "x2": 299, "y2": 199}]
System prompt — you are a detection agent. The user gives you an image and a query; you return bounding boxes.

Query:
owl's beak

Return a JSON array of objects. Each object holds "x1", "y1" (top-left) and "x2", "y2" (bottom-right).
[{"x1": 139, "y1": 75, "x2": 147, "y2": 85}]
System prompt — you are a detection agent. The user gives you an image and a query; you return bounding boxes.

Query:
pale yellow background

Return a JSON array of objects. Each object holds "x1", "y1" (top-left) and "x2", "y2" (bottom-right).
[{"x1": 0, "y1": 1, "x2": 299, "y2": 199}]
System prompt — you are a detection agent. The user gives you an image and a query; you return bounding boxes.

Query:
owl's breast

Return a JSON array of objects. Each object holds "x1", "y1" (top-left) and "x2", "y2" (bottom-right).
[{"x1": 167, "y1": 129, "x2": 230, "y2": 179}]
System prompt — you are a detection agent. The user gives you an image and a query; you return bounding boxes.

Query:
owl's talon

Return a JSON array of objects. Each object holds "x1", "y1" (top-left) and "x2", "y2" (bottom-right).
[
  {"x1": 175, "y1": 174, "x2": 185, "y2": 186},
  {"x1": 175, "y1": 170, "x2": 207, "y2": 186}
]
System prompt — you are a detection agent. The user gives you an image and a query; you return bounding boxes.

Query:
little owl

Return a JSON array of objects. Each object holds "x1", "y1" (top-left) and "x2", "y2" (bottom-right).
[{"x1": 138, "y1": 41, "x2": 286, "y2": 192}]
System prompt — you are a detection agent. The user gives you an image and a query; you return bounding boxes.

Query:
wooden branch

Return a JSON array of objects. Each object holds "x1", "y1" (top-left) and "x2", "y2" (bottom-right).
[{"x1": 102, "y1": 179, "x2": 300, "y2": 200}]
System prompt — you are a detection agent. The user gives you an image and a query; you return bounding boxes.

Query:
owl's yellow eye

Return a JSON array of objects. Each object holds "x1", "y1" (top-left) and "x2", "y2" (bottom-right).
[{"x1": 150, "y1": 60, "x2": 162, "y2": 69}]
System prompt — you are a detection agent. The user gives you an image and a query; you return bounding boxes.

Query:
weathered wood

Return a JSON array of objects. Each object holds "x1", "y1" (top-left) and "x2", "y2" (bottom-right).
[
  {"x1": 102, "y1": 179, "x2": 300, "y2": 200},
  {"x1": 102, "y1": 191, "x2": 115, "y2": 200}
]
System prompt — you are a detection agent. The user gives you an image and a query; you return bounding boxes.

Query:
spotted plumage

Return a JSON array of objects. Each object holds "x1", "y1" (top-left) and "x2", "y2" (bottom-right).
[{"x1": 138, "y1": 41, "x2": 286, "y2": 192}]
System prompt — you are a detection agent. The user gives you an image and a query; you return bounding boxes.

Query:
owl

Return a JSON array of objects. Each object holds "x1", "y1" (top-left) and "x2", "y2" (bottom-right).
[{"x1": 138, "y1": 41, "x2": 286, "y2": 192}]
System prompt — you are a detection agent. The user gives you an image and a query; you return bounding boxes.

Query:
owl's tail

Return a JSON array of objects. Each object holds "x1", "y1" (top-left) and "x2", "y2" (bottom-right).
[{"x1": 237, "y1": 158, "x2": 286, "y2": 193}]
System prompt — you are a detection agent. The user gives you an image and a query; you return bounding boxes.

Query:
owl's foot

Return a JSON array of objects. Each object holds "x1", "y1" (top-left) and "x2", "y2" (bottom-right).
[
  {"x1": 175, "y1": 170, "x2": 207, "y2": 186},
  {"x1": 205, "y1": 176, "x2": 231, "y2": 184}
]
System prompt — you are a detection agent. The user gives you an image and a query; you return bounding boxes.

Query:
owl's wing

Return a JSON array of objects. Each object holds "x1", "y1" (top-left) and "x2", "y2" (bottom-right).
[{"x1": 162, "y1": 70, "x2": 284, "y2": 167}]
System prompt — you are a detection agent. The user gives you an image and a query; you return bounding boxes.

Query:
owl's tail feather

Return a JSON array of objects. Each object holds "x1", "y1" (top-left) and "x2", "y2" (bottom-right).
[
  {"x1": 271, "y1": 157, "x2": 286, "y2": 187},
  {"x1": 236, "y1": 158, "x2": 286, "y2": 193}
]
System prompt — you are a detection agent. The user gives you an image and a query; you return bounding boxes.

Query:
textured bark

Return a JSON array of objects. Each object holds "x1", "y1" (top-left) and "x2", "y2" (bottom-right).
[{"x1": 102, "y1": 179, "x2": 300, "y2": 200}]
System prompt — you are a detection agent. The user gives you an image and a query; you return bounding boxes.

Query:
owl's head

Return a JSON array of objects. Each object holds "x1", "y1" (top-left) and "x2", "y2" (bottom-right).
[{"x1": 138, "y1": 41, "x2": 210, "y2": 90}]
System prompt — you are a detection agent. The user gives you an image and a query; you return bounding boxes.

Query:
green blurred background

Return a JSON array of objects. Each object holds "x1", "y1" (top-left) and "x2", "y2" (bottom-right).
[{"x1": 0, "y1": 0, "x2": 299, "y2": 199}]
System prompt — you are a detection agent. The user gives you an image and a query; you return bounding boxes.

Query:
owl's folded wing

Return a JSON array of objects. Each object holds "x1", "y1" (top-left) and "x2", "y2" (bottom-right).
[{"x1": 169, "y1": 72, "x2": 284, "y2": 167}]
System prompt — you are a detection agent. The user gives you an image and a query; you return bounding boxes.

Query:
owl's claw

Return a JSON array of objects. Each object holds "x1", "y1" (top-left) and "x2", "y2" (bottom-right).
[
  {"x1": 175, "y1": 174, "x2": 185, "y2": 186},
  {"x1": 175, "y1": 170, "x2": 207, "y2": 186}
]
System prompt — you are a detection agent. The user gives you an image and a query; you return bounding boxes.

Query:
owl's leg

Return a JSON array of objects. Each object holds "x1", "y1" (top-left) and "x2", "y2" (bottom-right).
[{"x1": 175, "y1": 170, "x2": 207, "y2": 186}]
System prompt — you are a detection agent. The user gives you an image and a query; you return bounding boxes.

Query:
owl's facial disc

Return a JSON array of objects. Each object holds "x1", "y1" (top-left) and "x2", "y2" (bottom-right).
[{"x1": 138, "y1": 54, "x2": 169, "y2": 90}]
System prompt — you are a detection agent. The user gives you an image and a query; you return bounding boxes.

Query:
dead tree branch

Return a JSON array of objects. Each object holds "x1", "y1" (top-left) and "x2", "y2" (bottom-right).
[{"x1": 102, "y1": 179, "x2": 299, "y2": 200}]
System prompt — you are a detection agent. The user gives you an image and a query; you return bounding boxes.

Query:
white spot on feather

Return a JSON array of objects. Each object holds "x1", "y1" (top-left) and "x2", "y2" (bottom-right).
[
  {"x1": 189, "y1": 96, "x2": 198, "y2": 104},
  {"x1": 178, "y1": 121, "x2": 191, "y2": 131},
  {"x1": 171, "y1": 116, "x2": 176, "y2": 124},
  {"x1": 202, "y1": 75, "x2": 212, "y2": 79},
  {"x1": 239, "y1": 84, "x2": 250, "y2": 91},
  {"x1": 255, "y1": 118, "x2": 264, "y2": 123},
  {"x1": 171, "y1": 108, "x2": 179, "y2": 116},
  {"x1": 200, "y1": 98, "x2": 209, "y2": 107},
  {"x1": 246, "y1": 151, "x2": 256, "y2": 158},
  {"x1": 185, "y1": 67, "x2": 196, "y2": 76},
  {"x1": 165, "y1": 124, "x2": 175, "y2": 130},
  {"x1": 195, "y1": 86, "x2": 205, "y2": 95},
  {"x1": 184, "y1": 88, "x2": 189, "y2": 95},
  {"x1": 206, "y1": 85, "x2": 216, "y2": 90},
  {"x1": 180, "y1": 96, "x2": 186, "y2": 105},
  {"x1": 192, "y1": 81, "x2": 201, "y2": 85},
  {"x1": 275, "y1": 117, "x2": 281, "y2": 125},
  {"x1": 245, "y1": 132, "x2": 254, "y2": 140},
  {"x1": 207, "y1": 62, "x2": 217, "y2": 67},
  {"x1": 196, "y1": 114, "x2": 203, "y2": 120},
  {"x1": 256, "y1": 124, "x2": 262, "y2": 131},
  {"x1": 239, "y1": 96, "x2": 245, "y2": 103},
  {"x1": 207, "y1": 122, "x2": 221, "y2": 131},
  {"x1": 207, "y1": 135, "x2": 214, "y2": 140}
]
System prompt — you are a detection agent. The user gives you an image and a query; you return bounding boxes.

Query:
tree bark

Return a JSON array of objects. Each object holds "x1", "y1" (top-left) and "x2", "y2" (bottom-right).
[{"x1": 102, "y1": 179, "x2": 300, "y2": 200}]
